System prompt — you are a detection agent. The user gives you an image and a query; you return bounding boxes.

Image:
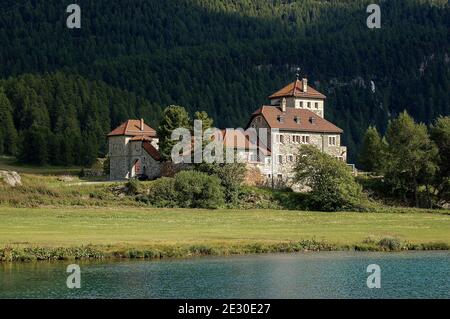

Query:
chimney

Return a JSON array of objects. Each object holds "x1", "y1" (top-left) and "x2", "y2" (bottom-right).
[
  {"x1": 140, "y1": 118, "x2": 144, "y2": 131},
  {"x1": 281, "y1": 98, "x2": 287, "y2": 112},
  {"x1": 302, "y1": 78, "x2": 308, "y2": 92}
]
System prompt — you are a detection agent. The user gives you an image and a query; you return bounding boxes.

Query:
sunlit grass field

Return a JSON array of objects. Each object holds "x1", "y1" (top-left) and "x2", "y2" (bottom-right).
[
  {"x1": 1, "y1": 207, "x2": 449, "y2": 249},
  {"x1": 2, "y1": 156, "x2": 450, "y2": 260}
]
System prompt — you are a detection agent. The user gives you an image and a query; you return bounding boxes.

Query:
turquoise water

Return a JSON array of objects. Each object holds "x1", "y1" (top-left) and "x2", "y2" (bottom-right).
[{"x1": 0, "y1": 251, "x2": 449, "y2": 299}]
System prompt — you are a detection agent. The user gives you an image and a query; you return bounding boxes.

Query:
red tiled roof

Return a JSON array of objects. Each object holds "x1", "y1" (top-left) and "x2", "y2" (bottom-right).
[
  {"x1": 142, "y1": 141, "x2": 161, "y2": 161},
  {"x1": 108, "y1": 120, "x2": 157, "y2": 137},
  {"x1": 218, "y1": 129, "x2": 271, "y2": 155},
  {"x1": 249, "y1": 106, "x2": 343, "y2": 134},
  {"x1": 269, "y1": 80, "x2": 326, "y2": 100}
]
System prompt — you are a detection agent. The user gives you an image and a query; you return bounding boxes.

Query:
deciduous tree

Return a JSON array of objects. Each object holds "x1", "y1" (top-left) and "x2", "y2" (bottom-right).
[{"x1": 294, "y1": 145, "x2": 363, "y2": 211}]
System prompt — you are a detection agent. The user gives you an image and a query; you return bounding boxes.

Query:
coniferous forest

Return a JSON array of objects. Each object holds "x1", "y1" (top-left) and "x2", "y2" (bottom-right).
[{"x1": 0, "y1": 0, "x2": 448, "y2": 165}]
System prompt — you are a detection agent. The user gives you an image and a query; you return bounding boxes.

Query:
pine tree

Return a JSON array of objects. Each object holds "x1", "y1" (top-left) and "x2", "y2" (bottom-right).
[
  {"x1": 193, "y1": 111, "x2": 214, "y2": 131},
  {"x1": 157, "y1": 105, "x2": 191, "y2": 161},
  {"x1": 430, "y1": 116, "x2": 450, "y2": 201},
  {"x1": 0, "y1": 89, "x2": 18, "y2": 155},
  {"x1": 18, "y1": 125, "x2": 51, "y2": 165},
  {"x1": 358, "y1": 126, "x2": 386, "y2": 173},
  {"x1": 384, "y1": 111, "x2": 438, "y2": 206}
]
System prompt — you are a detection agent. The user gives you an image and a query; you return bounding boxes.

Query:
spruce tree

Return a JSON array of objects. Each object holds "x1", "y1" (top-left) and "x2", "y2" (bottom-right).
[
  {"x1": 384, "y1": 111, "x2": 438, "y2": 206},
  {"x1": 359, "y1": 126, "x2": 386, "y2": 173},
  {"x1": 157, "y1": 105, "x2": 191, "y2": 161},
  {"x1": 430, "y1": 116, "x2": 450, "y2": 202},
  {"x1": 0, "y1": 89, "x2": 18, "y2": 155}
]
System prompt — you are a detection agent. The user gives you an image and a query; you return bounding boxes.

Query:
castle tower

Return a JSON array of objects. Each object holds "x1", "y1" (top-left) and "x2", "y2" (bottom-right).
[
  {"x1": 268, "y1": 77, "x2": 326, "y2": 118},
  {"x1": 107, "y1": 119, "x2": 161, "y2": 180}
]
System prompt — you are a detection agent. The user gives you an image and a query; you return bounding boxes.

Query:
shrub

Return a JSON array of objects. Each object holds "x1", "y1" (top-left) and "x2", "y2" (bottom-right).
[
  {"x1": 377, "y1": 237, "x2": 402, "y2": 251},
  {"x1": 145, "y1": 171, "x2": 224, "y2": 209},
  {"x1": 294, "y1": 145, "x2": 364, "y2": 211},
  {"x1": 235, "y1": 187, "x2": 282, "y2": 209},
  {"x1": 231, "y1": 186, "x2": 311, "y2": 210},
  {"x1": 416, "y1": 242, "x2": 450, "y2": 250},
  {"x1": 195, "y1": 162, "x2": 246, "y2": 204},
  {"x1": 145, "y1": 177, "x2": 178, "y2": 207},
  {"x1": 103, "y1": 156, "x2": 110, "y2": 175},
  {"x1": 173, "y1": 171, "x2": 224, "y2": 208},
  {"x1": 125, "y1": 178, "x2": 140, "y2": 195}
]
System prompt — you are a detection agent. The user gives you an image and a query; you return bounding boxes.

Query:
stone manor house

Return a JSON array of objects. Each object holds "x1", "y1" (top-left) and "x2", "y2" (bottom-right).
[{"x1": 107, "y1": 77, "x2": 347, "y2": 186}]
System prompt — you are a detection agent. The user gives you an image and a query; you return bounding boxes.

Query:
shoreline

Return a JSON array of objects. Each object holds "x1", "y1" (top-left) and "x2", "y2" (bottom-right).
[
  {"x1": 1, "y1": 206, "x2": 449, "y2": 263},
  {"x1": 2, "y1": 239, "x2": 450, "y2": 263}
]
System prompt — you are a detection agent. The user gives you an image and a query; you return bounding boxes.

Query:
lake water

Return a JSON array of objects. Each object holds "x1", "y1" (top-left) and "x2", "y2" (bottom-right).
[{"x1": 0, "y1": 251, "x2": 449, "y2": 299}]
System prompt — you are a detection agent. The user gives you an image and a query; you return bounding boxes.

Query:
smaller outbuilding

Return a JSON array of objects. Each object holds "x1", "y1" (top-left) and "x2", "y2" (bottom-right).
[{"x1": 107, "y1": 119, "x2": 161, "y2": 181}]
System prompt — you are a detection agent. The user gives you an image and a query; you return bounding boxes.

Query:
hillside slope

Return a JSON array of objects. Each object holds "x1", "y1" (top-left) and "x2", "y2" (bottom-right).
[{"x1": 0, "y1": 0, "x2": 449, "y2": 163}]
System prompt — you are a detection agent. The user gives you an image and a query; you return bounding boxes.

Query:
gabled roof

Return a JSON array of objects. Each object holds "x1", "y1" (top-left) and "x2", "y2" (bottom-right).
[
  {"x1": 269, "y1": 79, "x2": 326, "y2": 100},
  {"x1": 142, "y1": 141, "x2": 161, "y2": 161},
  {"x1": 249, "y1": 106, "x2": 343, "y2": 134},
  {"x1": 108, "y1": 120, "x2": 157, "y2": 137},
  {"x1": 218, "y1": 129, "x2": 271, "y2": 155}
]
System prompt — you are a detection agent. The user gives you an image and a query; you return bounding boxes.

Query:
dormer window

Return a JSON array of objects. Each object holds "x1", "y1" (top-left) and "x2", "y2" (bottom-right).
[
  {"x1": 309, "y1": 116, "x2": 316, "y2": 124},
  {"x1": 294, "y1": 116, "x2": 301, "y2": 124},
  {"x1": 277, "y1": 115, "x2": 285, "y2": 123}
]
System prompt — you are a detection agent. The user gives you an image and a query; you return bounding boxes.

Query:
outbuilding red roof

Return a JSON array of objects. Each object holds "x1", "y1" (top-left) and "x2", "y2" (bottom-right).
[
  {"x1": 142, "y1": 141, "x2": 162, "y2": 161},
  {"x1": 249, "y1": 106, "x2": 343, "y2": 134},
  {"x1": 218, "y1": 129, "x2": 271, "y2": 155}
]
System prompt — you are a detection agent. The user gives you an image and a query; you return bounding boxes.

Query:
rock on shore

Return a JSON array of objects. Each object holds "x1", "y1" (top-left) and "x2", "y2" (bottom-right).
[{"x1": 0, "y1": 171, "x2": 22, "y2": 187}]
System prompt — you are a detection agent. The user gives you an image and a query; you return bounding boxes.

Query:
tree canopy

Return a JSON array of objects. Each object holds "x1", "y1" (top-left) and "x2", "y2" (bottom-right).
[
  {"x1": 0, "y1": 0, "x2": 448, "y2": 164},
  {"x1": 294, "y1": 144, "x2": 363, "y2": 211}
]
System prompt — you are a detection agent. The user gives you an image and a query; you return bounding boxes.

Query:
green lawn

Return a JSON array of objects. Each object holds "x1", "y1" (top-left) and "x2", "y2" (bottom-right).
[{"x1": 1, "y1": 207, "x2": 449, "y2": 249}]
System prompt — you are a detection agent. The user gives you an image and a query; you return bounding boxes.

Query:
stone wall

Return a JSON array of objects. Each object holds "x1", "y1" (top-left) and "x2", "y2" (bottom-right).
[
  {"x1": 108, "y1": 137, "x2": 162, "y2": 180},
  {"x1": 109, "y1": 136, "x2": 130, "y2": 180},
  {"x1": 270, "y1": 97, "x2": 324, "y2": 118},
  {"x1": 141, "y1": 154, "x2": 162, "y2": 179},
  {"x1": 246, "y1": 118, "x2": 347, "y2": 188},
  {"x1": 248, "y1": 115, "x2": 272, "y2": 150}
]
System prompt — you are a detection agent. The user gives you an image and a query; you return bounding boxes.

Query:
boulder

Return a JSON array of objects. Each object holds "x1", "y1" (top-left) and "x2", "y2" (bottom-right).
[
  {"x1": 0, "y1": 171, "x2": 22, "y2": 187},
  {"x1": 57, "y1": 175, "x2": 75, "y2": 182}
]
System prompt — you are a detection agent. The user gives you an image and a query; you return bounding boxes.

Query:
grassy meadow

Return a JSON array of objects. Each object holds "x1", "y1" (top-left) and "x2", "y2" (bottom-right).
[
  {"x1": 1, "y1": 207, "x2": 450, "y2": 247},
  {"x1": 1, "y1": 207, "x2": 450, "y2": 261},
  {"x1": 0, "y1": 156, "x2": 138, "y2": 208},
  {"x1": 1, "y1": 156, "x2": 450, "y2": 261}
]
